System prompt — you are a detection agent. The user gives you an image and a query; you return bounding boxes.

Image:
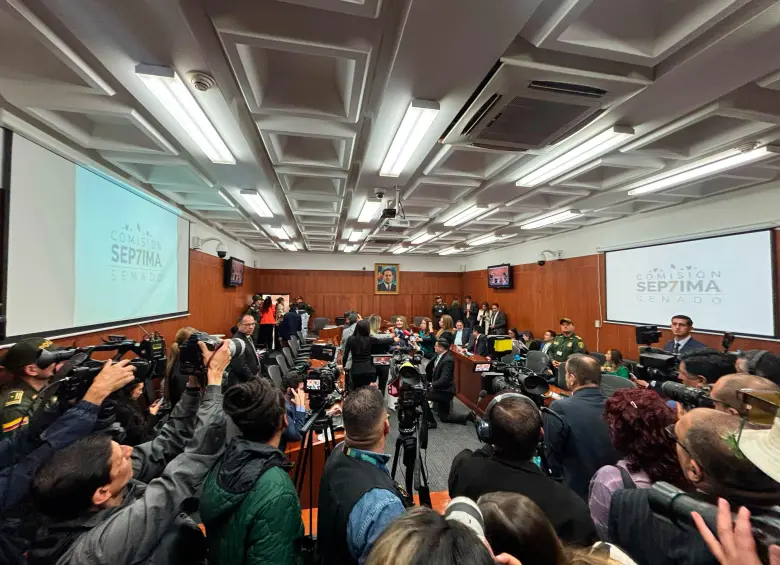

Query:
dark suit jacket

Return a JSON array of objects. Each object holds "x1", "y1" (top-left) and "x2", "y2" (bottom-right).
[
  {"x1": 376, "y1": 282, "x2": 396, "y2": 292},
  {"x1": 489, "y1": 311, "x2": 507, "y2": 335},
  {"x1": 463, "y1": 303, "x2": 478, "y2": 327},
  {"x1": 544, "y1": 387, "x2": 620, "y2": 499},
  {"x1": 427, "y1": 351, "x2": 455, "y2": 394},
  {"x1": 228, "y1": 331, "x2": 260, "y2": 384},
  {"x1": 449, "y1": 306, "x2": 463, "y2": 325},
  {"x1": 449, "y1": 446, "x2": 596, "y2": 545},
  {"x1": 466, "y1": 334, "x2": 488, "y2": 357},
  {"x1": 279, "y1": 311, "x2": 302, "y2": 340},
  {"x1": 663, "y1": 337, "x2": 707, "y2": 355}
]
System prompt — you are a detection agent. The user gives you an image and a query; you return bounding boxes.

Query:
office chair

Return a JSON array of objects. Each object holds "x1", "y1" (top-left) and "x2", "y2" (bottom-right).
[
  {"x1": 275, "y1": 353, "x2": 291, "y2": 375},
  {"x1": 600, "y1": 373, "x2": 637, "y2": 397},
  {"x1": 589, "y1": 352, "x2": 607, "y2": 365},
  {"x1": 311, "y1": 317, "x2": 330, "y2": 338},
  {"x1": 290, "y1": 335, "x2": 311, "y2": 354},
  {"x1": 283, "y1": 347, "x2": 309, "y2": 370},
  {"x1": 289, "y1": 336, "x2": 310, "y2": 359},
  {"x1": 413, "y1": 316, "x2": 424, "y2": 327},
  {"x1": 267, "y1": 365, "x2": 283, "y2": 389},
  {"x1": 525, "y1": 351, "x2": 550, "y2": 374}
]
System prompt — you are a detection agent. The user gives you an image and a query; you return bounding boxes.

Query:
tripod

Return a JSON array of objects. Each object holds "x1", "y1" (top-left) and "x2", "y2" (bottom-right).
[
  {"x1": 390, "y1": 403, "x2": 432, "y2": 507},
  {"x1": 292, "y1": 401, "x2": 337, "y2": 555}
]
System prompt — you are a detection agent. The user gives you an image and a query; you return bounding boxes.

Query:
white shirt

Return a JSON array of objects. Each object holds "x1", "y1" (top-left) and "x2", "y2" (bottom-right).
[
  {"x1": 673, "y1": 335, "x2": 692, "y2": 352},
  {"x1": 434, "y1": 352, "x2": 445, "y2": 369},
  {"x1": 454, "y1": 329, "x2": 464, "y2": 346}
]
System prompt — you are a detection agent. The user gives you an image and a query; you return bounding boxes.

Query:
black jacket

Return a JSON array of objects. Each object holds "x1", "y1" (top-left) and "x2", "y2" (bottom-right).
[
  {"x1": 449, "y1": 306, "x2": 463, "y2": 325},
  {"x1": 466, "y1": 334, "x2": 488, "y2": 357},
  {"x1": 343, "y1": 336, "x2": 376, "y2": 376},
  {"x1": 279, "y1": 311, "x2": 302, "y2": 340},
  {"x1": 489, "y1": 311, "x2": 507, "y2": 335},
  {"x1": 427, "y1": 351, "x2": 455, "y2": 394},
  {"x1": 462, "y1": 303, "x2": 478, "y2": 327},
  {"x1": 608, "y1": 488, "x2": 716, "y2": 565},
  {"x1": 544, "y1": 387, "x2": 620, "y2": 500},
  {"x1": 228, "y1": 331, "x2": 260, "y2": 384},
  {"x1": 449, "y1": 446, "x2": 596, "y2": 545}
]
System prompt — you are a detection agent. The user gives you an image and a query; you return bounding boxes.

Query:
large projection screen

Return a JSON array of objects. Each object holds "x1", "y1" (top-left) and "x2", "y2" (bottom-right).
[
  {"x1": 605, "y1": 231, "x2": 776, "y2": 337},
  {"x1": 5, "y1": 133, "x2": 190, "y2": 338}
]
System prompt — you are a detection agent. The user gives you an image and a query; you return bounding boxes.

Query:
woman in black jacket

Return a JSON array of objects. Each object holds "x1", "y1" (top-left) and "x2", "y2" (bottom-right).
[{"x1": 343, "y1": 319, "x2": 377, "y2": 390}]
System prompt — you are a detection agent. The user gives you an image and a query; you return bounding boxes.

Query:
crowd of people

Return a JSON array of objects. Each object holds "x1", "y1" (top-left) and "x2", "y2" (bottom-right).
[{"x1": 1, "y1": 297, "x2": 779, "y2": 565}]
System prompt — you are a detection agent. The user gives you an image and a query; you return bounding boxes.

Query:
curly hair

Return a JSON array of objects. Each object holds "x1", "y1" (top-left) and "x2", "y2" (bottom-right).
[{"x1": 603, "y1": 388, "x2": 686, "y2": 487}]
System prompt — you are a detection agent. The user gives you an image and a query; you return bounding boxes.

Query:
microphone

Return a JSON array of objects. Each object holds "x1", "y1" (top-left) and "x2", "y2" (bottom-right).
[{"x1": 402, "y1": 329, "x2": 412, "y2": 337}]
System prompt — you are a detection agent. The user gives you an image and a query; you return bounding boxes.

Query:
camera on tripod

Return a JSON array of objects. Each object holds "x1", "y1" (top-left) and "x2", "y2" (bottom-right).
[
  {"x1": 479, "y1": 360, "x2": 550, "y2": 399},
  {"x1": 633, "y1": 326, "x2": 679, "y2": 382},
  {"x1": 179, "y1": 331, "x2": 246, "y2": 382}
]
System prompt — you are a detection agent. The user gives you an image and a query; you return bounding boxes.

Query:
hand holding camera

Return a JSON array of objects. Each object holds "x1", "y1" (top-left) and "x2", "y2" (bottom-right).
[
  {"x1": 82, "y1": 359, "x2": 137, "y2": 406},
  {"x1": 198, "y1": 341, "x2": 231, "y2": 386}
]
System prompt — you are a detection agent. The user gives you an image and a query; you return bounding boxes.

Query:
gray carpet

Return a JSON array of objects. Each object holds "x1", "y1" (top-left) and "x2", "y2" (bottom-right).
[{"x1": 382, "y1": 397, "x2": 483, "y2": 493}]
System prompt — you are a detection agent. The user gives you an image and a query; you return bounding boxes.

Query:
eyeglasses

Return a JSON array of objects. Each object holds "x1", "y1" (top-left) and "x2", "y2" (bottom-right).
[
  {"x1": 241, "y1": 321, "x2": 257, "y2": 327},
  {"x1": 664, "y1": 424, "x2": 688, "y2": 452}
]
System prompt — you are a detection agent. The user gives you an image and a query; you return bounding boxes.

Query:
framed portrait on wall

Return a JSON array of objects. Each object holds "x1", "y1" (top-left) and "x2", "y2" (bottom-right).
[{"x1": 375, "y1": 263, "x2": 400, "y2": 294}]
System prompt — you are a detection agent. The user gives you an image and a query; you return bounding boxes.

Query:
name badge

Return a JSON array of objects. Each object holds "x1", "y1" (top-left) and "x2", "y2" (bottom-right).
[{"x1": 557, "y1": 351, "x2": 563, "y2": 356}]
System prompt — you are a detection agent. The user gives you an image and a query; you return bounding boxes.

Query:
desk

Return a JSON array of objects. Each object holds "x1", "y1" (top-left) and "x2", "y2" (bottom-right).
[
  {"x1": 318, "y1": 325, "x2": 342, "y2": 344},
  {"x1": 451, "y1": 349, "x2": 570, "y2": 414}
]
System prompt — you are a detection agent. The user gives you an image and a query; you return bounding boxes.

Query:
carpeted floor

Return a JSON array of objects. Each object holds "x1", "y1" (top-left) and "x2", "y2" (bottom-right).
[{"x1": 383, "y1": 397, "x2": 483, "y2": 493}]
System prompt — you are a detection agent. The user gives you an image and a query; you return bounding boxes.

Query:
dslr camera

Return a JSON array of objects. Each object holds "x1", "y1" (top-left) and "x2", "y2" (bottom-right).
[
  {"x1": 179, "y1": 332, "x2": 246, "y2": 381},
  {"x1": 633, "y1": 326, "x2": 679, "y2": 382}
]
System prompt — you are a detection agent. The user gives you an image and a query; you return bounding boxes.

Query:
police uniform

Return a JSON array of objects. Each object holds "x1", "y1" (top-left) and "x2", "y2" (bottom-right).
[
  {"x1": 432, "y1": 302, "x2": 448, "y2": 328},
  {"x1": 0, "y1": 337, "x2": 59, "y2": 437},
  {"x1": 546, "y1": 318, "x2": 586, "y2": 363}
]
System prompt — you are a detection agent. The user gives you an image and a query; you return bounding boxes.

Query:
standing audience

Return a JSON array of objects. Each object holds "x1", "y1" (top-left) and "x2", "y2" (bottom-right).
[
  {"x1": 588, "y1": 389, "x2": 686, "y2": 539},
  {"x1": 544, "y1": 354, "x2": 620, "y2": 499},
  {"x1": 344, "y1": 320, "x2": 378, "y2": 389},
  {"x1": 201, "y1": 379, "x2": 303, "y2": 565},
  {"x1": 449, "y1": 299, "x2": 463, "y2": 326},
  {"x1": 462, "y1": 296, "x2": 478, "y2": 328},
  {"x1": 258, "y1": 296, "x2": 276, "y2": 350},
  {"x1": 229, "y1": 314, "x2": 261, "y2": 386},
  {"x1": 477, "y1": 301, "x2": 492, "y2": 335}
]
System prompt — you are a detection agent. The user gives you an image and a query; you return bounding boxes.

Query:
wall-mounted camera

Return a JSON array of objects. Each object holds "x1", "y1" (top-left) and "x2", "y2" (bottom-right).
[
  {"x1": 374, "y1": 188, "x2": 386, "y2": 199},
  {"x1": 537, "y1": 249, "x2": 562, "y2": 266},
  {"x1": 216, "y1": 242, "x2": 228, "y2": 259},
  {"x1": 191, "y1": 236, "x2": 229, "y2": 259}
]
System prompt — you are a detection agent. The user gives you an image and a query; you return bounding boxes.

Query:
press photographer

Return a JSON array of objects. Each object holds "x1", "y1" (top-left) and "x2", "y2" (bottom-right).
[
  {"x1": 608, "y1": 409, "x2": 780, "y2": 565},
  {"x1": 0, "y1": 360, "x2": 136, "y2": 565},
  {"x1": 27, "y1": 341, "x2": 230, "y2": 565},
  {"x1": 448, "y1": 393, "x2": 596, "y2": 545},
  {"x1": 279, "y1": 370, "x2": 306, "y2": 452}
]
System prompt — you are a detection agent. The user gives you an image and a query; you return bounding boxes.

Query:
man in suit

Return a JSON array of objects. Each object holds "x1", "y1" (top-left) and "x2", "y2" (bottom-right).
[
  {"x1": 377, "y1": 268, "x2": 397, "y2": 292},
  {"x1": 278, "y1": 306, "x2": 302, "y2": 347},
  {"x1": 452, "y1": 320, "x2": 468, "y2": 348},
  {"x1": 663, "y1": 314, "x2": 707, "y2": 355},
  {"x1": 425, "y1": 339, "x2": 469, "y2": 426},
  {"x1": 228, "y1": 314, "x2": 261, "y2": 385},
  {"x1": 462, "y1": 295, "x2": 478, "y2": 328},
  {"x1": 543, "y1": 354, "x2": 620, "y2": 499},
  {"x1": 488, "y1": 303, "x2": 507, "y2": 335},
  {"x1": 461, "y1": 325, "x2": 488, "y2": 357}
]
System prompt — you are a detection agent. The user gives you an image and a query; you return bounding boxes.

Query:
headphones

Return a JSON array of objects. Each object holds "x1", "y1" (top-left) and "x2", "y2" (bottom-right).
[
  {"x1": 475, "y1": 392, "x2": 541, "y2": 444},
  {"x1": 746, "y1": 350, "x2": 769, "y2": 375}
]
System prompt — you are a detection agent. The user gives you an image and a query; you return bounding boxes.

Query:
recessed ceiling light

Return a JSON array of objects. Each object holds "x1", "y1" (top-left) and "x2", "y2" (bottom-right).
[
  {"x1": 521, "y1": 209, "x2": 582, "y2": 230},
  {"x1": 516, "y1": 126, "x2": 634, "y2": 187},
  {"x1": 218, "y1": 191, "x2": 234, "y2": 208},
  {"x1": 343, "y1": 244, "x2": 356, "y2": 253},
  {"x1": 269, "y1": 226, "x2": 289, "y2": 240},
  {"x1": 283, "y1": 242, "x2": 298, "y2": 252},
  {"x1": 348, "y1": 229, "x2": 364, "y2": 243},
  {"x1": 392, "y1": 246, "x2": 409, "y2": 255},
  {"x1": 240, "y1": 190, "x2": 273, "y2": 218},
  {"x1": 626, "y1": 145, "x2": 780, "y2": 196},
  {"x1": 380, "y1": 100, "x2": 440, "y2": 177},
  {"x1": 135, "y1": 64, "x2": 235, "y2": 165},
  {"x1": 358, "y1": 198, "x2": 383, "y2": 224},
  {"x1": 468, "y1": 233, "x2": 502, "y2": 246},
  {"x1": 443, "y1": 205, "x2": 490, "y2": 227}
]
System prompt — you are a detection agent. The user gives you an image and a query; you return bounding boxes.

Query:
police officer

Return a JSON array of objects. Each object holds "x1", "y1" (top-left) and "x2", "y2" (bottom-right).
[
  {"x1": 432, "y1": 296, "x2": 448, "y2": 329},
  {"x1": 547, "y1": 318, "x2": 586, "y2": 369},
  {"x1": 0, "y1": 337, "x2": 60, "y2": 437}
]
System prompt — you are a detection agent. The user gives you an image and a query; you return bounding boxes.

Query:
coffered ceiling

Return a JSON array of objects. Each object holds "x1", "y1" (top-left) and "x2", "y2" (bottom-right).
[{"x1": 2, "y1": 0, "x2": 780, "y2": 256}]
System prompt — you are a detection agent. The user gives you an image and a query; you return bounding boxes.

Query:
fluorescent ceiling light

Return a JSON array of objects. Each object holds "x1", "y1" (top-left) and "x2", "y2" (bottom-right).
[
  {"x1": 135, "y1": 64, "x2": 235, "y2": 165},
  {"x1": 343, "y1": 244, "x2": 356, "y2": 253},
  {"x1": 348, "y1": 229, "x2": 364, "y2": 243},
  {"x1": 269, "y1": 226, "x2": 289, "y2": 240},
  {"x1": 626, "y1": 145, "x2": 780, "y2": 196},
  {"x1": 240, "y1": 190, "x2": 273, "y2": 218},
  {"x1": 392, "y1": 246, "x2": 409, "y2": 255},
  {"x1": 443, "y1": 205, "x2": 489, "y2": 227},
  {"x1": 521, "y1": 209, "x2": 582, "y2": 230},
  {"x1": 438, "y1": 247, "x2": 460, "y2": 256},
  {"x1": 283, "y1": 242, "x2": 298, "y2": 252},
  {"x1": 468, "y1": 234, "x2": 502, "y2": 247},
  {"x1": 516, "y1": 126, "x2": 634, "y2": 187},
  {"x1": 251, "y1": 222, "x2": 260, "y2": 231},
  {"x1": 410, "y1": 232, "x2": 436, "y2": 245},
  {"x1": 358, "y1": 198, "x2": 383, "y2": 223},
  {"x1": 218, "y1": 191, "x2": 234, "y2": 208},
  {"x1": 380, "y1": 99, "x2": 440, "y2": 177}
]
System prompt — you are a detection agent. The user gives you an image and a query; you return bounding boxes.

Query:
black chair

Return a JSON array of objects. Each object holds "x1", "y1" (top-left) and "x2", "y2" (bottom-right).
[
  {"x1": 267, "y1": 365, "x2": 283, "y2": 389},
  {"x1": 590, "y1": 352, "x2": 607, "y2": 365},
  {"x1": 311, "y1": 317, "x2": 330, "y2": 338},
  {"x1": 525, "y1": 351, "x2": 550, "y2": 374},
  {"x1": 600, "y1": 373, "x2": 637, "y2": 397},
  {"x1": 413, "y1": 316, "x2": 424, "y2": 327},
  {"x1": 283, "y1": 347, "x2": 308, "y2": 370},
  {"x1": 289, "y1": 336, "x2": 310, "y2": 357}
]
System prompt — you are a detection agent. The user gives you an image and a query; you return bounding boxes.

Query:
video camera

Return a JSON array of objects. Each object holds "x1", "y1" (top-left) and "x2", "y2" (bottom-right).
[
  {"x1": 649, "y1": 482, "x2": 780, "y2": 564},
  {"x1": 179, "y1": 332, "x2": 246, "y2": 382},
  {"x1": 304, "y1": 361, "x2": 341, "y2": 410},
  {"x1": 479, "y1": 360, "x2": 550, "y2": 401},
  {"x1": 660, "y1": 381, "x2": 715, "y2": 409},
  {"x1": 633, "y1": 326, "x2": 679, "y2": 382},
  {"x1": 36, "y1": 333, "x2": 167, "y2": 403}
]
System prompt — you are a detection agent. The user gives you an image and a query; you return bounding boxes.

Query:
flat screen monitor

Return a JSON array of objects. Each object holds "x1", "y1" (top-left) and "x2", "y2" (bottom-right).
[
  {"x1": 605, "y1": 230, "x2": 776, "y2": 337},
  {"x1": 487, "y1": 263, "x2": 513, "y2": 289},
  {"x1": 224, "y1": 258, "x2": 244, "y2": 287}
]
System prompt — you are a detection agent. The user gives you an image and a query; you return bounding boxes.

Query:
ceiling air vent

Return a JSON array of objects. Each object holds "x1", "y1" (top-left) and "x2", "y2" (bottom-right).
[{"x1": 527, "y1": 80, "x2": 607, "y2": 98}]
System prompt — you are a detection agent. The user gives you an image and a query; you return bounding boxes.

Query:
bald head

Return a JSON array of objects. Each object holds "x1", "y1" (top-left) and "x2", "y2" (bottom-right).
[
  {"x1": 565, "y1": 354, "x2": 602, "y2": 388},
  {"x1": 710, "y1": 374, "x2": 780, "y2": 415},
  {"x1": 677, "y1": 409, "x2": 780, "y2": 502}
]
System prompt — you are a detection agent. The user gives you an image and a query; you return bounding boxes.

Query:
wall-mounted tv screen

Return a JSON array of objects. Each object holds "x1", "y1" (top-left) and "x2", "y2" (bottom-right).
[
  {"x1": 487, "y1": 263, "x2": 513, "y2": 289},
  {"x1": 224, "y1": 257, "x2": 245, "y2": 287}
]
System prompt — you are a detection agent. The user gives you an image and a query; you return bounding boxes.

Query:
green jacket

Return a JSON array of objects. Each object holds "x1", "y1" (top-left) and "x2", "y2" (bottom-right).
[
  {"x1": 201, "y1": 438, "x2": 303, "y2": 565},
  {"x1": 547, "y1": 333, "x2": 586, "y2": 363}
]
